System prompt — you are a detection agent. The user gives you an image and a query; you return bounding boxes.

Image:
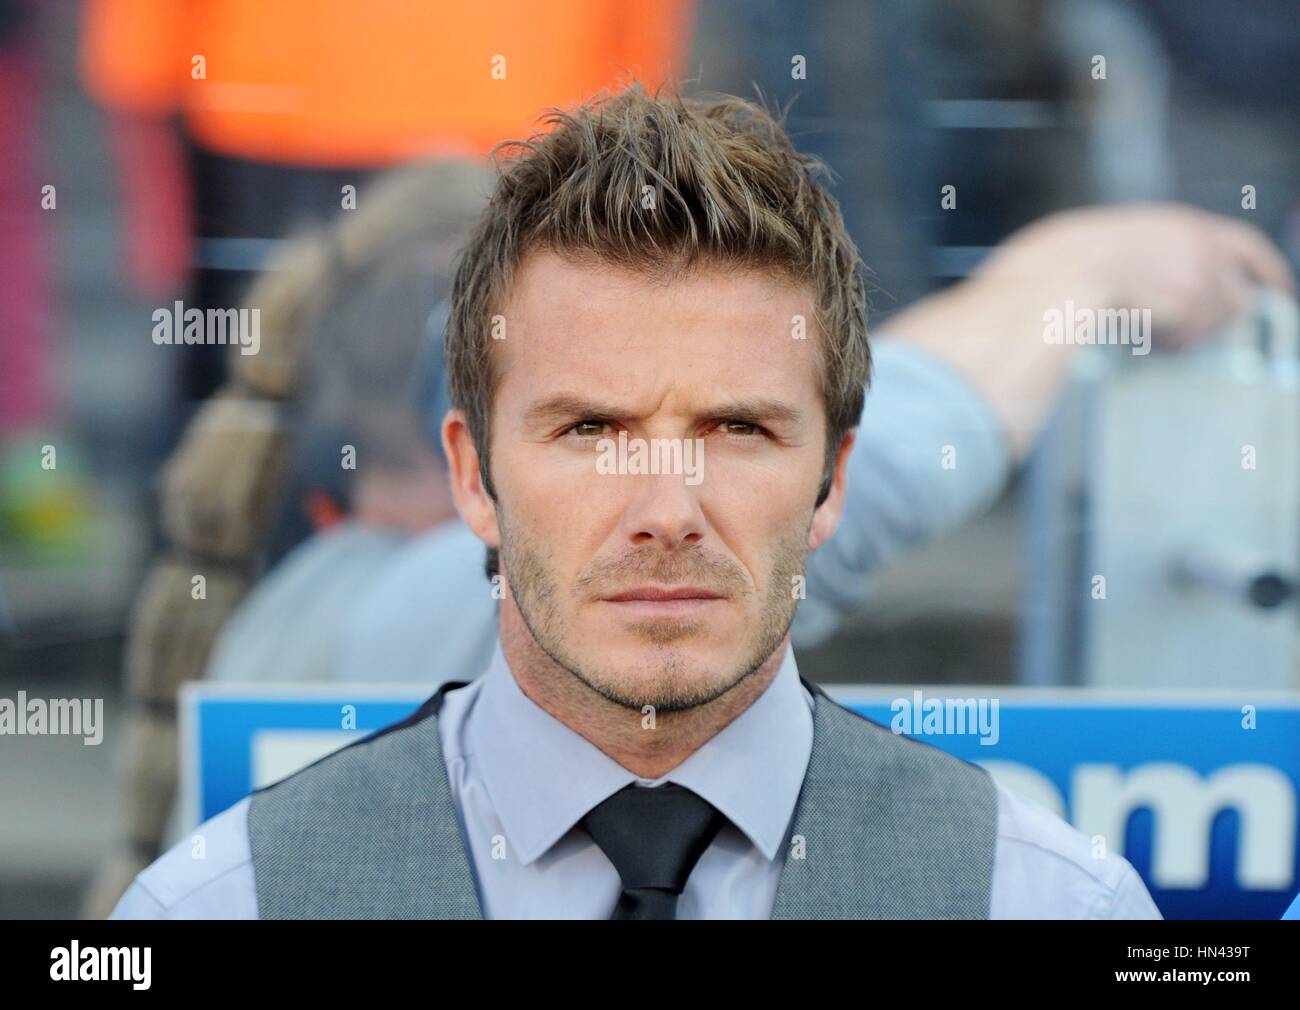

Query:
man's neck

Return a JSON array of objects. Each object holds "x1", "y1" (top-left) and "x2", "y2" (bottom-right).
[{"x1": 498, "y1": 604, "x2": 786, "y2": 780}]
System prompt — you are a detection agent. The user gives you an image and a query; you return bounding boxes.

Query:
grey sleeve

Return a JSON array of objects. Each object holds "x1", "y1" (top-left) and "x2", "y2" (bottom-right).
[{"x1": 794, "y1": 338, "x2": 1013, "y2": 648}]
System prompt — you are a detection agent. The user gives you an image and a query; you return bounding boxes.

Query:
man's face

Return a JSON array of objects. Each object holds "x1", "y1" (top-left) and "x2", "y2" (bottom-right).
[{"x1": 452, "y1": 250, "x2": 849, "y2": 712}]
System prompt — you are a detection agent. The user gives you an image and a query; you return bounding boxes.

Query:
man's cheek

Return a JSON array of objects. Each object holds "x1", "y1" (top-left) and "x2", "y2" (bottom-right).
[{"x1": 516, "y1": 485, "x2": 603, "y2": 574}]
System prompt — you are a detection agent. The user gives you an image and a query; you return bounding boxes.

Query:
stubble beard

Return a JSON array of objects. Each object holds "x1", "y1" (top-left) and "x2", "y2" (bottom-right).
[{"x1": 499, "y1": 508, "x2": 809, "y2": 713}]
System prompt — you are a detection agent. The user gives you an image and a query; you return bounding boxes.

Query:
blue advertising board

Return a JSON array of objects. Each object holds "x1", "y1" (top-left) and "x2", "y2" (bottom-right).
[{"x1": 180, "y1": 682, "x2": 1300, "y2": 919}]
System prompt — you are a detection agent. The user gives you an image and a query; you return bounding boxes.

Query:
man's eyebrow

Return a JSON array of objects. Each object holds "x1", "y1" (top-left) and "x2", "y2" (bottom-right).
[
  {"x1": 705, "y1": 398, "x2": 805, "y2": 426},
  {"x1": 521, "y1": 394, "x2": 806, "y2": 427},
  {"x1": 522, "y1": 395, "x2": 624, "y2": 427}
]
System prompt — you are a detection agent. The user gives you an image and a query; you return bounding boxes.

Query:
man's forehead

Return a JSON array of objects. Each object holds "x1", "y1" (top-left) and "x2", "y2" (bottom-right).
[
  {"x1": 495, "y1": 249, "x2": 819, "y2": 373},
  {"x1": 512, "y1": 246, "x2": 806, "y2": 309}
]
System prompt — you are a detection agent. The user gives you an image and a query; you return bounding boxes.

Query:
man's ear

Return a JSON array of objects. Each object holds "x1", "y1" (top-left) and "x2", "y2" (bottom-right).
[
  {"x1": 441, "y1": 409, "x2": 501, "y2": 551},
  {"x1": 809, "y1": 429, "x2": 855, "y2": 551}
]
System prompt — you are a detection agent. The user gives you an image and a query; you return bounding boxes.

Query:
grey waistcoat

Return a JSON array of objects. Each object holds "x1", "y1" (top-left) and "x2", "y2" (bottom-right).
[{"x1": 248, "y1": 679, "x2": 997, "y2": 919}]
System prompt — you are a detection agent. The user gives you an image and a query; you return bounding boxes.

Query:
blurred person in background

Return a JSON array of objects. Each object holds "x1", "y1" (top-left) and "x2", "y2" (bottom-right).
[{"x1": 201, "y1": 159, "x2": 493, "y2": 687}]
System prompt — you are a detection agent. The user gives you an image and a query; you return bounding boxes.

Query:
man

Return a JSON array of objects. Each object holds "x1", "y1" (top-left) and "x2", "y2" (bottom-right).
[{"x1": 111, "y1": 83, "x2": 1288, "y2": 920}]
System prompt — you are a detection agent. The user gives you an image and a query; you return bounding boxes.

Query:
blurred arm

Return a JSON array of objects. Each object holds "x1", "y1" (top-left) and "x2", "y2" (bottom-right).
[
  {"x1": 795, "y1": 338, "x2": 1011, "y2": 648},
  {"x1": 887, "y1": 204, "x2": 1296, "y2": 459},
  {"x1": 796, "y1": 204, "x2": 1296, "y2": 646}
]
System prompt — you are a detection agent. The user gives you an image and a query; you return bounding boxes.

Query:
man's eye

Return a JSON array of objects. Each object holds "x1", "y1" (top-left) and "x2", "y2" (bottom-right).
[
  {"x1": 720, "y1": 421, "x2": 765, "y2": 438},
  {"x1": 565, "y1": 420, "x2": 611, "y2": 439}
]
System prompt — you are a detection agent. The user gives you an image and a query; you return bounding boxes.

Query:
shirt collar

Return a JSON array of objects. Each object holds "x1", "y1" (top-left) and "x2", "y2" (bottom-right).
[{"x1": 467, "y1": 639, "x2": 814, "y2": 865}]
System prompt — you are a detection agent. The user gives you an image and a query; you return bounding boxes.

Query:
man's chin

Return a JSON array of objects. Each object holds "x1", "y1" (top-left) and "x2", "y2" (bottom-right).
[{"x1": 569, "y1": 641, "x2": 749, "y2": 712}]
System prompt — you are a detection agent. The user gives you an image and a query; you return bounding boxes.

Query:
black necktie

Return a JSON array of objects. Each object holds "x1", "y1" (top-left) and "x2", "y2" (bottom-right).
[{"x1": 580, "y1": 782, "x2": 726, "y2": 920}]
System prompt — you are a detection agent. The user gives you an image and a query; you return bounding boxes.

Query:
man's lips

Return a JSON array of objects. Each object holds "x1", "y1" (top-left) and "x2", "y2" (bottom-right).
[
  {"x1": 601, "y1": 585, "x2": 726, "y2": 602},
  {"x1": 599, "y1": 587, "x2": 726, "y2": 619}
]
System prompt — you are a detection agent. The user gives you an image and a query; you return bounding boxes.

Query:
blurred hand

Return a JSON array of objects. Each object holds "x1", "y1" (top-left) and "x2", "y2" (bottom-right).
[
  {"x1": 886, "y1": 203, "x2": 1298, "y2": 458},
  {"x1": 978, "y1": 203, "x2": 1296, "y2": 346}
]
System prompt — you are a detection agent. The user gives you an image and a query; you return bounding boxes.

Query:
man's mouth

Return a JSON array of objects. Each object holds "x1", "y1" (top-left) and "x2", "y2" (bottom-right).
[{"x1": 600, "y1": 584, "x2": 726, "y2": 616}]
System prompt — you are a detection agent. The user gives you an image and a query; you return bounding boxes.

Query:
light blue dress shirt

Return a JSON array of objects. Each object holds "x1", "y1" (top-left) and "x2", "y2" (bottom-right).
[{"x1": 112, "y1": 640, "x2": 1161, "y2": 919}]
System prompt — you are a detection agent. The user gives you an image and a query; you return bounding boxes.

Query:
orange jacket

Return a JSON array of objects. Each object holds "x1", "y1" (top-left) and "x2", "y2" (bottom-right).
[{"x1": 82, "y1": 0, "x2": 694, "y2": 166}]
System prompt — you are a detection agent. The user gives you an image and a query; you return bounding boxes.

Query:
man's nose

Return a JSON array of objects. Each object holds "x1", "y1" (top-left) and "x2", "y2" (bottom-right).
[{"x1": 617, "y1": 470, "x2": 707, "y2": 552}]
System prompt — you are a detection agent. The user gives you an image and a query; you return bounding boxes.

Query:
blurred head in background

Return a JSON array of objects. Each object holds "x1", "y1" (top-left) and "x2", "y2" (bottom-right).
[{"x1": 248, "y1": 159, "x2": 493, "y2": 559}]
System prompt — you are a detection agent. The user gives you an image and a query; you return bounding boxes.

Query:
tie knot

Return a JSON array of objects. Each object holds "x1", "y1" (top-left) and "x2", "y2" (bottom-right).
[{"x1": 581, "y1": 782, "x2": 725, "y2": 894}]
